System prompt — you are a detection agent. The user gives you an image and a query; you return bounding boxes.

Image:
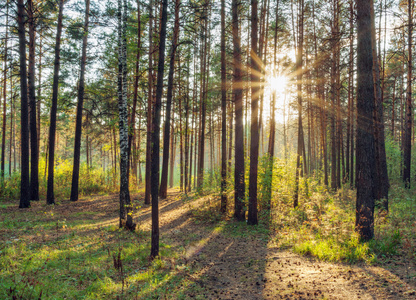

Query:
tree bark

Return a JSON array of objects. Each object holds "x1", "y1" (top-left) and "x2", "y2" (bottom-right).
[
  {"x1": 248, "y1": 0, "x2": 260, "y2": 225},
  {"x1": 128, "y1": 0, "x2": 142, "y2": 182},
  {"x1": 232, "y1": 0, "x2": 245, "y2": 221},
  {"x1": 294, "y1": 0, "x2": 304, "y2": 208},
  {"x1": 150, "y1": 0, "x2": 168, "y2": 260},
  {"x1": 266, "y1": 0, "x2": 279, "y2": 206},
  {"x1": 356, "y1": 0, "x2": 376, "y2": 241},
  {"x1": 220, "y1": 0, "x2": 227, "y2": 213},
  {"x1": 370, "y1": 1, "x2": 389, "y2": 208},
  {"x1": 1, "y1": 0, "x2": 9, "y2": 182},
  {"x1": 70, "y1": 0, "x2": 89, "y2": 202},
  {"x1": 160, "y1": 0, "x2": 180, "y2": 198},
  {"x1": 117, "y1": 0, "x2": 135, "y2": 230},
  {"x1": 197, "y1": 4, "x2": 209, "y2": 191},
  {"x1": 403, "y1": 0, "x2": 412, "y2": 187},
  {"x1": 28, "y1": 0, "x2": 39, "y2": 201},
  {"x1": 169, "y1": 103, "x2": 175, "y2": 188},
  {"x1": 17, "y1": 0, "x2": 30, "y2": 208},
  {"x1": 145, "y1": 0, "x2": 154, "y2": 205}
]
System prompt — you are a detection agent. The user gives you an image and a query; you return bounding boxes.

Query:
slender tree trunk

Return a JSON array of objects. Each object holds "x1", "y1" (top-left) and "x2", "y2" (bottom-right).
[
  {"x1": 118, "y1": 0, "x2": 135, "y2": 230},
  {"x1": 248, "y1": 0, "x2": 260, "y2": 225},
  {"x1": 370, "y1": 1, "x2": 389, "y2": 208},
  {"x1": 160, "y1": 0, "x2": 180, "y2": 198},
  {"x1": 335, "y1": 0, "x2": 341, "y2": 189},
  {"x1": 70, "y1": 0, "x2": 89, "y2": 202},
  {"x1": 37, "y1": 38, "x2": 42, "y2": 161},
  {"x1": 188, "y1": 101, "x2": 195, "y2": 191},
  {"x1": 356, "y1": 0, "x2": 376, "y2": 241},
  {"x1": 28, "y1": 0, "x2": 39, "y2": 201},
  {"x1": 197, "y1": 5, "x2": 209, "y2": 191},
  {"x1": 1, "y1": 0, "x2": 9, "y2": 182},
  {"x1": 266, "y1": 0, "x2": 279, "y2": 206},
  {"x1": 128, "y1": 1, "x2": 142, "y2": 182},
  {"x1": 220, "y1": 0, "x2": 227, "y2": 213},
  {"x1": 145, "y1": 0, "x2": 154, "y2": 205},
  {"x1": 179, "y1": 78, "x2": 184, "y2": 191},
  {"x1": 294, "y1": 0, "x2": 304, "y2": 208},
  {"x1": 46, "y1": 0, "x2": 64, "y2": 205},
  {"x1": 86, "y1": 117, "x2": 90, "y2": 170},
  {"x1": 330, "y1": 2, "x2": 337, "y2": 191},
  {"x1": 169, "y1": 102, "x2": 175, "y2": 188},
  {"x1": 233, "y1": 0, "x2": 245, "y2": 221},
  {"x1": 9, "y1": 76, "x2": 13, "y2": 177},
  {"x1": 346, "y1": 0, "x2": 354, "y2": 184},
  {"x1": 184, "y1": 59, "x2": 190, "y2": 193},
  {"x1": 403, "y1": 0, "x2": 412, "y2": 187},
  {"x1": 150, "y1": 0, "x2": 168, "y2": 260},
  {"x1": 138, "y1": 112, "x2": 143, "y2": 183},
  {"x1": 17, "y1": 0, "x2": 30, "y2": 208}
]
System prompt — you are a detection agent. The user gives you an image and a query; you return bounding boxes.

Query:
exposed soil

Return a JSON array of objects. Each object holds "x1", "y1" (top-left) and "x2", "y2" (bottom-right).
[
  {"x1": 1, "y1": 190, "x2": 415, "y2": 299},
  {"x1": 135, "y1": 190, "x2": 416, "y2": 299}
]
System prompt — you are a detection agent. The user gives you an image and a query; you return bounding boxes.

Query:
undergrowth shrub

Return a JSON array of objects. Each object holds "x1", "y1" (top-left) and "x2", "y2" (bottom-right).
[
  {"x1": 0, "y1": 172, "x2": 20, "y2": 200},
  {"x1": 0, "y1": 157, "x2": 125, "y2": 201}
]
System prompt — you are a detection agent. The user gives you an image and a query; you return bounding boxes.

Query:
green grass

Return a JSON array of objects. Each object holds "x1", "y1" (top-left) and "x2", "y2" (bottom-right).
[
  {"x1": 0, "y1": 225, "x2": 188, "y2": 299},
  {"x1": 276, "y1": 181, "x2": 416, "y2": 264},
  {"x1": 0, "y1": 205, "x2": 203, "y2": 299}
]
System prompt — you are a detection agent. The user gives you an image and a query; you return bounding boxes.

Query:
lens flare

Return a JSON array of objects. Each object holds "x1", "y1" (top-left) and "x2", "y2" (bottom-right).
[{"x1": 268, "y1": 75, "x2": 288, "y2": 94}]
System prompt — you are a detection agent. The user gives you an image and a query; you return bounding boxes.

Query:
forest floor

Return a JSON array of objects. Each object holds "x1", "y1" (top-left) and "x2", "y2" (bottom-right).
[{"x1": 1, "y1": 188, "x2": 416, "y2": 299}]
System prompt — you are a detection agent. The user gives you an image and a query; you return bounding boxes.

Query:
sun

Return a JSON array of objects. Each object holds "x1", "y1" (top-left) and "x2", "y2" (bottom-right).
[{"x1": 268, "y1": 75, "x2": 288, "y2": 94}]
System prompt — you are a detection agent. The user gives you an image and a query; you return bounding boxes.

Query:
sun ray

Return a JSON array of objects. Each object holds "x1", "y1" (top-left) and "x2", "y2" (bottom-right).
[{"x1": 268, "y1": 75, "x2": 288, "y2": 94}]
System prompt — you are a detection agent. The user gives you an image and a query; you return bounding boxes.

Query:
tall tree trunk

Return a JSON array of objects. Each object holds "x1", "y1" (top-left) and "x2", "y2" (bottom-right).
[
  {"x1": 17, "y1": 0, "x2": 30, "y2": 208},
  {"x1": 145, "y1": 0, "x2": 154, "y2": 205},
  {"x1": 335, "y1": 0, "x2": 341, "y2": 189},
  {"x1": 8, "y1": 75, "x2": 14, "y2": 177},
  {"x1": 160, "y1": 0, "x2": 180, "y2": 198},
  {"x1": 248, "y1": 0, "x2": 260, "y2": 225},
  {"x1": 197, "y1": 5, "x2": 209, "y2": 191},
  {"x1": 220, "y1": 0, "x2": 227, "y2": 213},
  {"x1": 403, "y1": 0, "x2": 412, "y2": 187},
  {"x1": 346, "y1": 0, "x2": 354, "y2": 185},
  {"x1": 169, "y1": 103, "x2": 175, "y2": 188},
  {"x1": 1, "y1": 0, "x2": 9, "y2": 182},
  {"x1": 330, "y1": 2, "x2": 337, "y2": 191},
  {"x1": 150, "y1": 0, "x2": 168, "y2": 260},
  {"x1": 138, "y1": 112, "x2": 143, "y2": 183},
  {"x1": 370, "y1": 1, "x2": 389, "y2": 208},
  {"x1": 294, "y1": 0, "x2": 304, "y2": 208},
  {"x1": 46, "y1": 0, "x2": 64, "y2": 205},
  {"x1": 232, "y1": 0, "x2": 245, "y2": 221},
  {"x1": 118, "y1": 0, "x2": 135, "y2": 230},
  {"x1": 28, "y1": 0, "x2": 39, "y2": 200},
  {"x1": 70, "y1": 0, "x2": 90, "y2": 202},
  {"x1": 356, "y1": 0, "x2": 376, "y2": 241},
  {"x1": 37, "y1": 38, "x2": 42, "y2": 162},
  {"x1": 184, "y1": 59, "x2": 190, "y2": 193},
  {"x1": 128, "y1": 1, "x2": 142, "y2": 181},
  {"x1": 179, "y1": 77, "x2": 184, "y2": 191},
  {"x1": 266, "y1": 0, "x2": 279, "y2": 206}
]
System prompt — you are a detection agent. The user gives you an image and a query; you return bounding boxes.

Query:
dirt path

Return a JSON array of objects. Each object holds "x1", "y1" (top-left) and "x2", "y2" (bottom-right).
[{"x1": 135, "y1": 190, "x2": 415, "y2": 299}]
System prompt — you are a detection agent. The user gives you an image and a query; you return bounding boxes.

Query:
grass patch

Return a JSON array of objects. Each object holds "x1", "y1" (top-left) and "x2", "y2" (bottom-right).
[
  {"x1": 0, "y1": 198, "x2": 204, "y2": 300},
  {"x1": 271, "y1": 179, "x2": 415, "y2": 264}
]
